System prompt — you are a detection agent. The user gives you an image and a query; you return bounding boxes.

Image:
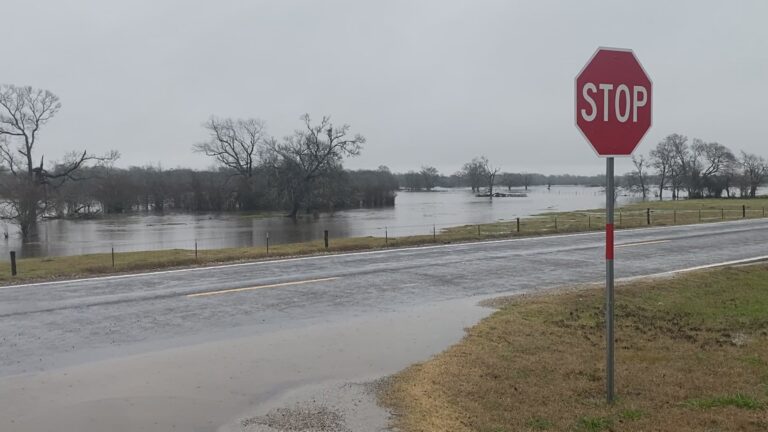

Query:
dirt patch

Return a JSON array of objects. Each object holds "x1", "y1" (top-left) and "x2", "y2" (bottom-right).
[
  {"x1": 242, "y1": 404, "x2": 350, "y2": 432},
  {"x1": 237, "y1": 380, "x2": 392, "y2": 432}
]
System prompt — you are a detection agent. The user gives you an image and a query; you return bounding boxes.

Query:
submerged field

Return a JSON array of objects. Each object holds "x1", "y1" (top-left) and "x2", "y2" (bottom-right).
[
  {"x1": 380, "y1": 263, "x2": 768, "y2": 431},
  {"x1": 3, "y1": 197, "x2": 768, "y2": 284}
]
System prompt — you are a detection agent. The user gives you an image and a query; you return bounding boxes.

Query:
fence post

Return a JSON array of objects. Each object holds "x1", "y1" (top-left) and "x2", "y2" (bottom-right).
[
  {"x1": 111, "y1": 247, "x2": 115, "y2": 268},
  {"x1": 266, "y1": 232, "x2": 270, "y2": 256},
  {"x1": 516, "y1": 217, "x2": 520, "y2": 233},
  {"x1": 588, "y1": 214, "x2": 591, "y2": 230},
  {"x1": 385, "y1": 226, "x2": 388, "y2": 245},
  {"x1": 10, "y1": 251, "x2": 16, "y2": 276},
  {"x1": 721, "y1": 208, "x2": 724, "y2": 220},
  {"x1": 619, "y1": 211, "x2": 622, "y2": 227},
  {"x1": 743, "y1": 205, "x2": 746, "y2": 218},
  {"x1": 673, "y1": 209, "x2": 676, "y2": 224},
  {"x1": 646, "y1": 208, "x2": 651, "y2": 225},
  {"x1": 477, "y1": 225, "x2": 480, "y2": 237},
  {"x1": 195, "y1": 240, "x2": 198, "y2": 260},
  {"x1": 554, "y1": 216, "x2": 558, "y2": 231},
  {"x1": 433, "y1": 224, "x2": 436, "y2": 241},
  {"x1": 324, "y1": 230, "x2": 329, "y2": 249},
  {"x1": 698, "y1": 208, "x2": 701, "y2": 222}
]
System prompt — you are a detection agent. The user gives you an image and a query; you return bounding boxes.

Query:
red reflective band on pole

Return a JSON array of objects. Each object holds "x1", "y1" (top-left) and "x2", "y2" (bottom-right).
[{"x1": 605, "y1": 223, "x2": 614, "y2": 260}]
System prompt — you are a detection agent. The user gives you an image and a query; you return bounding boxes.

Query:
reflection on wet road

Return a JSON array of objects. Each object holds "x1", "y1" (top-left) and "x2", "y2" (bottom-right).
[{"x1": 1, "y1": 218, "x2": 768, "y2": 431}]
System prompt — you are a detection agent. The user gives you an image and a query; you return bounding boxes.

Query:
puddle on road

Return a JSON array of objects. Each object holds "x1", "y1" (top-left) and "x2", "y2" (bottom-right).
[{"x1": 0, "y1": 295, "x2": 495, "y2": 432}]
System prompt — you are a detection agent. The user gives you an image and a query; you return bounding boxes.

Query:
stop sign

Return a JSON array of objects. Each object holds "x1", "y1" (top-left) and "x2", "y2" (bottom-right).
[{"x1": 575, "y1": 47, "x2": 652, "y2": 156}]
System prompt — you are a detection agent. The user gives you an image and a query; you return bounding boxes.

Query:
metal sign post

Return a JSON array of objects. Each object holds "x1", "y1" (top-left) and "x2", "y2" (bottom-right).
[{"x1": 605, "y1": 157, "x2": 615, "y2": 403}]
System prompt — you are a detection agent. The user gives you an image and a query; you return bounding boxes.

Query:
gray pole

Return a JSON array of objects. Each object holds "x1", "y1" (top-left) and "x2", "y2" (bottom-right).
[{"x1": 605, "y1": 157, "x2": 615, "y2": 403}]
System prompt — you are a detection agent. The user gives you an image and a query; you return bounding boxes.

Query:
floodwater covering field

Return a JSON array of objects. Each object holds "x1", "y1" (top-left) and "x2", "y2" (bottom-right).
[{"x1": 2, "y1": 185, "x2": 619, "y2": 259}]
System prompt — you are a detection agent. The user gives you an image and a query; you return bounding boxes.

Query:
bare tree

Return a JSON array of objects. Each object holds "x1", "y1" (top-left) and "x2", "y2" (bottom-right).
[
  {"x1": 0, "y1": 84, "x2": 113, "y2": 238},
  {"x1": 667, "y1": 134, "x2": 734, "y2": 198},
  {"x1": 266, "y1": 114, "x2": 364, "y2": 218},
  {"x1": 194, "y1": 117, "x2": 267, "y2": 178},
  {"x1": 693, "y1": 139, "x2": 735, "y2": 197},
  {"x1": 500, "y1": 172, "x2": 518, "y2": 191},
  {"x1": 462, "y1": 159, "x2": 482, "y2": 193},
  {"x1": 402, "y1": 171, "x2": 423, "y2": 190},
  {"x1": 521, "y1": 173, "x2": 531, "y2": 191},
  {"x1": 650, "y1": 137, "x2": 676, "y2": 200},
  {"x1": 419, "y1": 166, "x2": 440, "y2": 191},
  {"x1": 740, "y1": 151, "x2": 768, "y2": 198},
  {"x1": 666, "y1": 133, "x2": 695, "y2": 197},
  {"x1": 630, "y1": 154, "x2": 650, "y2": 200},
  {"x1": 461, "y1": 157, "x2": 489, "y2": 193},
  {"x1": 478, "y1": 157, "x2": 500, "y2": 199}
]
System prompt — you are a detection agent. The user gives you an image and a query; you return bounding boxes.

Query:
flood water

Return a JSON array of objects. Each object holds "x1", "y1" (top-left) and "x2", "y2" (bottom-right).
[{"x1": 3, "y1": 185, "x2": 617, "y2": 259}]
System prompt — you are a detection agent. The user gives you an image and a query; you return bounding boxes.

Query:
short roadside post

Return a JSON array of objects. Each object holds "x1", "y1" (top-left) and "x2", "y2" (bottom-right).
[
  {"x1": 10, "y1": 251, "x2": 17, "y2": 276},
  {"x1": 266, "y1": 232, "x2": 270, "y2": 256},
  {"x1": 575, "y1": 47, "x2": 653, "y2": 403}
]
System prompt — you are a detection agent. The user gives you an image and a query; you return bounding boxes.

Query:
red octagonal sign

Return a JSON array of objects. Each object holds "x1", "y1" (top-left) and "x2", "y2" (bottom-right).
[{"x1": 575, "y1": 47, "x2": 652, "y2": 156}]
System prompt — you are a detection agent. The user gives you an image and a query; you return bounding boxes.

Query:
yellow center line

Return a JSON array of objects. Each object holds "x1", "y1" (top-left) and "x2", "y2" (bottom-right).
[
  {"x1": 616, "y1": 239, "x2": 670, "y2": 248},
  {"x1": 187, "y1": 277, "x2": 339, "y2": 298}
]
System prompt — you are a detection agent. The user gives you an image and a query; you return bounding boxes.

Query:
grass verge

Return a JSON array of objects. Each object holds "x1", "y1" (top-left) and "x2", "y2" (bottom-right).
[
  {"x1": 3, "y1": 197, "x2": 768, "y2": 285},
  {"x1": 380, "y1": 263, "x2": 768, "y2": 431}
]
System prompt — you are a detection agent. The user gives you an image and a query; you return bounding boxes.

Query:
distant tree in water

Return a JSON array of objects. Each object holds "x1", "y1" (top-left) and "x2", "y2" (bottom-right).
[
  {"x1": 265, "y1": 114, "x2": 365, "y2": 218},
  {"x1": 480, "y1": 157, "x2": 500, "y2": 199},
  {"x1": 0, "y1": 84, "x2": 117, "y2": 238},
  {"x1": 420, "y1": 166, "x2": 440, "y2": 191},
  {"x1": 461, "y1": 157, "x2": 488, "y2": 193},
  {"x1": 402, "y1": 170, "x2": 424, "y2": 191}
]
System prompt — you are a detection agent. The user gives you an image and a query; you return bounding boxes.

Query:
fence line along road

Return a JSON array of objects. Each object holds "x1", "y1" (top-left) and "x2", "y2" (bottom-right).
[{"x1": 5, "y1": 205, "x2": 768, "y2": 277}]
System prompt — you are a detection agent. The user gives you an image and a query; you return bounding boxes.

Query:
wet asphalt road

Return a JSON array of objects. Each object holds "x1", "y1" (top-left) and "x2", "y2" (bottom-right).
[
  {"x1": 3, "y1": 218, "x2": 768, "y2": 375},
  {"x1": 1, "y1": 219, "x2": 767, "y2": 431}
]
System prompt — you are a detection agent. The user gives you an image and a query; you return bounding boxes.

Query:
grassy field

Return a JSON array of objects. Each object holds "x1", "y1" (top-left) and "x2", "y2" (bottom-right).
[
  {"x1": 442, "y1": 197, "x2": 768, "y2": 237},
  {"x1": 380, "y1": 263, "x2": 768, "y2": 432},
  {"x1": 3, "y1": 197, "x2": 768, "y2": 285}
]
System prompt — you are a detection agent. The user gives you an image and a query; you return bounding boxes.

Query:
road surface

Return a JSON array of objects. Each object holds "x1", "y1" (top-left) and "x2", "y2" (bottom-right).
[{"x1": 1, "y1": 219, "x2": 767, "y2": 431}]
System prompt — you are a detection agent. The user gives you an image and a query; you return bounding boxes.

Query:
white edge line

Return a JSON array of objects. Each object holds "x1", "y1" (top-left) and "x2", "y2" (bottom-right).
[
  {"x1": 3, "y1": 218, "x2": 766, "y2": 290},
  {"x1": 617, "y1": 255, "x2": 768, "y2": 282}
]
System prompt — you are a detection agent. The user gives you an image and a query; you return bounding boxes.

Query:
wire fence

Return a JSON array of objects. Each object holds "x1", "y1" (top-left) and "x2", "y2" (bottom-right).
[{"x1": 4, "y1": 205, "x2": 768, "y2": 276}]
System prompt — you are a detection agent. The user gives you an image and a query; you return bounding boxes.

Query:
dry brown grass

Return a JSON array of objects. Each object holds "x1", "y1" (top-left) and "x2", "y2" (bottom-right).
[{"x1": 381, "y1": 264, "x2": 768, "y2": 432}]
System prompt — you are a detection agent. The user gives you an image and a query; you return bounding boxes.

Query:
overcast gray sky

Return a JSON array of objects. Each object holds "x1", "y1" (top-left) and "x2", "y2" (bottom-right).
[{"x1": 2, "y1": 0, "x2": 766, "y2": 175}]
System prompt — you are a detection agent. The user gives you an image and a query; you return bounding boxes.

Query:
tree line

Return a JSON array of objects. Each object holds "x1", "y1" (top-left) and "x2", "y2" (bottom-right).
[
  {"x1": 2, "y1": 83, "x2": 766, "y2": 240},
  {"x1": 0, "y1": 84, "x2": 396, "y2": 238},
  {"x1": 398, "y1": 159, "x2": 605, "y2": 192},
  {"x1": 625, "y1": 134, "x2": 767, "y2": 200},
  {"x1": 399, "y1": 136, "x2": 768, "y2": 201},
  {"x1": 45, "y1": 164, "x2": 398, "y2": 217}
]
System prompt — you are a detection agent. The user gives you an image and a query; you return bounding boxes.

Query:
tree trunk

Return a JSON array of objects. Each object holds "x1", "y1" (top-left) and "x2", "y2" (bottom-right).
[{"x1": 18, "y1": 199, "x2": 38, "y2": 239}]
